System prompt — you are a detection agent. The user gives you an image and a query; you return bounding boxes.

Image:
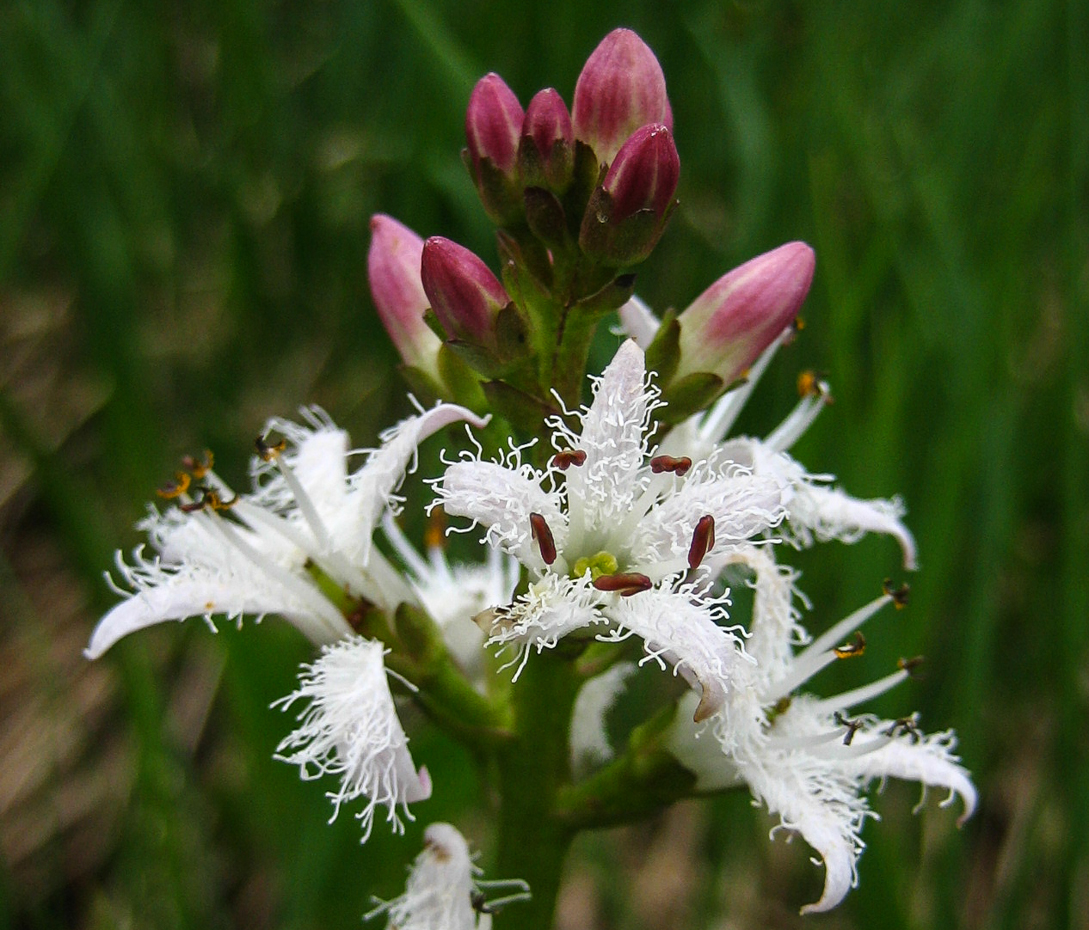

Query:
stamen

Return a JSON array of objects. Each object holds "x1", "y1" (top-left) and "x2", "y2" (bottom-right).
[
  {"x1": 255, "y1": 434, "x2": 287, "y2": 461},
  {"x1": 157, "y1": 471, "x2": 191, "y2": 499},
  {"x1": 204, "y1": 489, "x2": 237, "y2": 511},
  {"x1": 649, "y1": 454, "x2": 692, "y2": 476},
  {"x1": 796, "y1": 370, "x2": 831, "y2": 401},
  {"x1": 179, "y1": 487, "x2": 209, "y2": 512},
  {"x1": 810, "y1": 667, "x2": 910, "y2": 716},
  {"x1": 762, "y1": 593, "x2": 892, "y2": 703},
  {"x1": 687, "y1": 515, "x2": 716, "y2": 570},
  {"x1": 884, "y1": 713, "x2": 921, "y2": 742},
  {"x1": 530, "y1": 512, "x2": 557, "y2": 565},
  {"x1": 764, "y1": 387, "x2": 830, "y2": 453},
  {"x1": 181, "y1": 449, "x2": 214, "y2": 479},
  {"x1": 833, "y1": 711, "x2": 865, "y2": 746},
  {"x1": 898, "y1": 655, "x2": 924, "y2": 677},
  {"x1": 833, "y1": 631, "x2": 866, "y2": 659},
  {"x1": 883, "y1": 578, "x2": 910, "y2": 609},
  {"x1": 551, "y1": 449, "x2": 587, "y2": 470},
  {"x1": 592, "y1": 572, "x2": 652, "y2": 597}
]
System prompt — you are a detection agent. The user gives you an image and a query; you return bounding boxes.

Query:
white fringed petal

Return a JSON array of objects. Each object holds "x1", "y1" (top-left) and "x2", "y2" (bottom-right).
[
  {"x1": 440, "y1": 460, "x2": 566, "y2": 571},
  {"x1": 274, "y1": 636, "x2": 431, "y2": 841}
]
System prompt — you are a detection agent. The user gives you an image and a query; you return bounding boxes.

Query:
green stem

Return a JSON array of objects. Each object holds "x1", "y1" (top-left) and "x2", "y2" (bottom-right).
[{"x1": 492, "y1": 650, "x2": 582, "y2": 930}]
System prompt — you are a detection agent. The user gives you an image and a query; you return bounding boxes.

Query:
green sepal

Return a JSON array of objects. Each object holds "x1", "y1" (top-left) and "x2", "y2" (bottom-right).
[
  {"x1": 435, "y1": 344, "x2": 487, "y2": 410},
  {"x1": 564, "y1": 140, "x2": 604, "y2": 239},
  {"x1": 644, "y1": 306, "x2": 680, "y2": 384},
  {"x1": 393, "y1": 601, "x2": 443, "y2": 663},
  {"x1": 482, "y1": 379, "x2": 558, "y2": 435},
  {"x1": 658, "y1": 371, "x2": 725, "y2": 423},
  {"x1": 462, "y1": 147, "x2": 523, "y2": 226},
  {"x1": 524, "y1": 186, "x2": 570, "y2": 251},
  {"x1": 495, "y1": 302, "x2": 531, "y2": 364},
  {"x1": 572, "y1": 272, "x2": 637, "y2": 319}
]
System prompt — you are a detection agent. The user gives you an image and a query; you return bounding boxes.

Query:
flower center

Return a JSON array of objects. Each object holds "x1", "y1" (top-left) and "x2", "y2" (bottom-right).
[{"x1": 571, "y1": 550, "x2": 619, "y2": 581}]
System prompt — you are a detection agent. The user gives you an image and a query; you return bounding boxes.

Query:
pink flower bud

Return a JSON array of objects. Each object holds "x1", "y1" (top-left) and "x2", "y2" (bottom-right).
[
  {"x1": 519, "y1": 88, "x2": 574, "y2": 190},
  {"x1": 420, "y1": 237, "x2": 511, "y2": 347},
  {"x1": 465, "y1": 74, "x2": 524, "y2": 223},
  {"x1": 465, "y1": 73, "x2": 524, "y2": 178},
  {"x1": 367, "y1": 215, "x2": 443, "y2": 378},
  {"x1": 578, "y1": 124, "x2": 679, "y2": 266},
  {"x1": 572, "y1": 28, "x2": 673, "y2": 166},
  {"x1": 601, "y1": 123, "x2": 679, "y2": 223},
  {"x1": 675, "y1": 242, "x2": 816, "y2": 385}
]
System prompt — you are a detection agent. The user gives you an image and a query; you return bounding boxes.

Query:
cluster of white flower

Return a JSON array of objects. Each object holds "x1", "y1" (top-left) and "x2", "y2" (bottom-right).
[{"x1": 87, "y1": 327, "x2": 974, "y2": 916}]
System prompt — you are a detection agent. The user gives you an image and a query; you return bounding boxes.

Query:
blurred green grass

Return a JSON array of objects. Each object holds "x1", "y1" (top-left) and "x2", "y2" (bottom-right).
[{"x1": 0, "y1": 0, "x2": 1086, "y2": 927}]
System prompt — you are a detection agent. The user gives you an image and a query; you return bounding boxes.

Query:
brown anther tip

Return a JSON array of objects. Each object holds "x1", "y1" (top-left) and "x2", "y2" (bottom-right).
[
  {"x1": 529, "y1": 512, "x2": 557, "y2": 565},
  {"x1": 687, "y1": 514, "x2": 716, "y2": 570},
  {"x1": 592, "y1": 572, "x2": 652, "y2": 597},
  {"x1": 834, "y1": 712, "x2": 864, "y2": 746},
  {"x1": 157, "y1": 471, "x2": 191, "y2": 499},
  {"x1": 649, "y1": 454, "x2": 692, "y2": 476},
  {"x1": 883, "y1": 578, "x2": 911, "y2": 608},
  {"x1": 792, "y1": 316, "x2": 806, "y2": 333},
  {"x1": 182, "y1": 450, "x2": 214, "y2": 478},
  {"x1": 256, "y1": 435, "x2": 287, "y2": 461},
  {"x1": 833, "y1": 631, "x2": 866, "y2": 659},
  {"x1": 551, "y1": 449, "x2": 587, "y2": 470},
  {"x1": 206, "y1": 490, "x2": 237, "y2": 511},
  {"x1": 897, "y1": 655, "x2": 925, "y2": 677}
]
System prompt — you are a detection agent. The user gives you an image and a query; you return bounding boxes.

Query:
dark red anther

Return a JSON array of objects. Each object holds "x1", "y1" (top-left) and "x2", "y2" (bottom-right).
[
  {"x1": 687, "y1": 514, "x2": 716, "y2": 570},
  {"x1": 592, "y1": 572, "x2": 652, "y2": 596},
  {"x1": 551, "y1": 449, "x2": 587, "y2": 470},
  {"x1": 649, "y1": 454, "x2": 692, "y2": 476},
  {"x1": 529, "y1": 512, "x2": 557, "y2": 565}
]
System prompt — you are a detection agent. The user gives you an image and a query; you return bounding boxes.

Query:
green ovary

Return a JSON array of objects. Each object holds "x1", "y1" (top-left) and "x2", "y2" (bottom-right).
[{"x1": 571, "y1": 550, "x2": 619, "y2": 581}]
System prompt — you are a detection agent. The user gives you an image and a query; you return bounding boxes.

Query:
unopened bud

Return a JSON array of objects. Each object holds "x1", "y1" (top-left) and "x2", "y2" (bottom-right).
[
  {"x1": 465, "y1": 73, "x2": 524, "y2": 224},
  {"x1": 674, "y1": 242, "x2": 816, "y2": 386},
  {"x1": 572, "y1": 28, "x2": 673, "y2": 166},
  {"x1": 420, "y1": 237, "x2": 511, "y2": 349},
  {"x1": 519, "y1": 88, "x2": 574, "y2": 191},
  {"x1": 367, "y1": 215, "x2": 442, "y2": 381},
  {"x1": 578, "y1": 123, "x2": 679, "y2": 266}
]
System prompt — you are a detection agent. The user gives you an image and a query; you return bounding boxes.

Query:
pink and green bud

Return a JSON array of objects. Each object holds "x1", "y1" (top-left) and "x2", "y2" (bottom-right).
[
  {"x1": 578, "y1": 123, "x2": 679, "y2": 267},
  {"x1": 420, "y1": 237, "x2": 511, "y2": 349},
  {"x1": 675, "y1": 242, "x2": 816, "y2": 385},
  {"x1": 518, "y1": 88, "x2": 574, "y2": 191},
  {"x1": 367, "y1": 214, "x2": 443, "y2": 381},
  {"x1": 465, "y1": 73, "x2": 524, "y2": 224},
  {"x1": 572, "y1": 28, "x2": 673, "y2": 166}
]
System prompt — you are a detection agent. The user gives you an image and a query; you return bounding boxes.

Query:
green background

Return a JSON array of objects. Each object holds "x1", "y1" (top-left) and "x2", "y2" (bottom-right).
[{"x1": 1, "y1": 0, "x2": 1086, "y2": 927}]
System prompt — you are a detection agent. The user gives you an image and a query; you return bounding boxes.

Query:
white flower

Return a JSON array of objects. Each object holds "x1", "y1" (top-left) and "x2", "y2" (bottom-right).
[
  {"x1": 668, "y1": 563, "x2": 976, "y2": 914},
  {"x1": 274, "y1": 636, "x2": 432, "y2": 840},
  {"x1": 86, "y1": 402, "x2": 486, "y2": 839},
  {"x1": 368, "y1": 823, "x2": 530, "y2": 930},
  {"x1": 435, "y1": 340, "x2": 786, "y2": 719},
  {"x1": 86, "y1": 402, "x2": 487, "y2": 658},
  {"x1": 622, "y1": 303, "x2": 918, "y2": 570}
]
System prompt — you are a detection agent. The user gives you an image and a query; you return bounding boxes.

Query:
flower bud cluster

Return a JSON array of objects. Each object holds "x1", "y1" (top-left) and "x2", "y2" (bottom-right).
[
  {"x1": 366, "y1": 29, "x2": 819, "y2": 426},
  {"x1": 465, "y1": 28, "x2": 679, "y2": 266}
]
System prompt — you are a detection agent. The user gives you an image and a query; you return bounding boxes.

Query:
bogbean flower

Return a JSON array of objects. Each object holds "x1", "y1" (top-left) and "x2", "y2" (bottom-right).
[
  {"x1": 669, "y1": 564, "x2": 976, "y2": 913},
  {"x1": 368, "y1": 822, "x2": 529, "y2": 930},
  {"x1": 435, "y1": 339, "x2": 786, "y2": 722},
  {"x1": 621, "y1": 298, "x2": 918, "y2": 569},
  {"x1": 86, "y1": 402, "x2": 487, "y2": 835}
]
